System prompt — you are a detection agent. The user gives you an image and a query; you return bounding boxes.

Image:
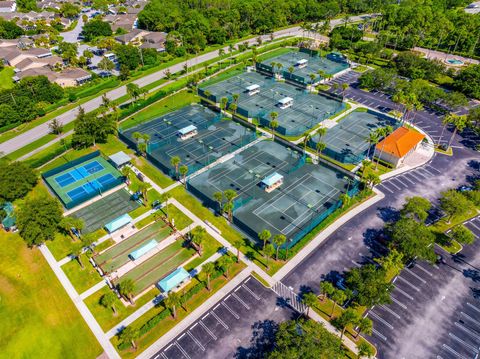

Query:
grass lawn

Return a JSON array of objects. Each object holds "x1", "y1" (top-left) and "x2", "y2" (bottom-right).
[
  {"x1": 161, "y1": 203, "x2": 193, "y2": 230},
  {"x1": 85, "y1": 287, "x2": 158, "y2": 332},
  {"x1": 46, "y1": 233, "x2": 80, "y2": 260},
  {"x1": 184, "y1": 230, "x2": 224, "y2": 271},
  {"x1": 112, "y1": 260, "x2": 246, "y2": 358},
  {"x1": 133, "y1": 156, "x2": 175, "y2": 188},
  {"x1": 0, "y1": 231, "x2": 102, "y2": 358},
  {"x1": 0, "y1": 67, "x2": 14, "y2": 90},
  {"x1": 62, "y1": 254, "x2": 103, "y2": 294},
  {"x1": 119, "y1": 90, "x2": 199, "y2": 130}
]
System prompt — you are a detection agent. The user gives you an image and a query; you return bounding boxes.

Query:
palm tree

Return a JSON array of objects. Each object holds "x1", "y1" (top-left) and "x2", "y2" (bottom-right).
[
  {"x1": 364, "y1": 172, "x2": 381, "y2": 189},
  {"x1": 170, "y1": 156, "x2": 181, "y2": 178},
  {"x1": 258, "y1": 229, "x2": 271, "y2": 250},
  {"x1": 375, "y1": 126, "x2": 393, "y2": 170},
  {"x1": 367, "y1": 130, "x2": 380, "y2": 159},
  {"x1": 341, "y1": 83, "x2": 349, "y2": 99},
  {"x1": 288, "y1": 66, "x2": 294, "y2": 75},
  {"x1": 339, "y1": 193, "x2": 351, "y2": 208},
  {"x1": 355, "y1": 317, "x2": 373, "y2": 340},
  {"x1": 309, "y1": 73, "x2": 316, "y2": 84},
  {"x1": 320, "y1": 281, "x2": 334, "y2": 302},
  {"x1": 317, "y1": 69, "x2": 326, "y2": 80},
  {"x1": 276, "y1": 63, "x2": 283, "y2": 74},
  {"x1": 270, "y1": 120, "x2": 279, "y2": 139},
  {"x1": 100, "y1": 291, "x2": 118, "y2": 316},
  {"x1": 220, "y1": 97, "x2": 228, "y2": 112},
  {"x1": 121, "y1": 166, "x2": 132, "y2": 183},
  {"x1": 217, "y1": 255, "x2": 234, "y2": 278},
  {"x1": 357, "y1": 342, "x2": 374, "y2": 358},
  {"x1": 160, "y1": 192, "x2": 171, "y2": 219},
  {"x1": 118, "y1": 279, "x2": 136, "y2": 304},
  {"x1": 202, "y1": 262, "x2": 215, "y2": 291},
  {"x1": 191, "y1": 226, "x2": 206, "y2": 256},
  {"x1": 302, "y1": 292, "x2": 318, "y2": 316},
  {"x1": 337, "y1": 308, "x2": 360, "y2": 341},
  {"x1": 445, "y1": 113, "x2": 468, "y2": 149},
  {"x1": 218, "y1": 48, "x2": 225, "y2": 57},
  {"x1": 137, "y1": 182, "x2": 149, "y2": 203},
  {"x1": 224, "y1": 189, "x2": 237, "y2": 203},
  {"x1": 264, "y1": 243, "x2": 275, "y2": 270},
  {"x1": 316, "y1": 142, "x2": 326, "y2": 158},
  {"x1": 233, "y1": 239, "x2": 243, "y2": 263},
  {"x1": 330, "y1": 289, "x2": 346, "y2": 318},
  {"x1": 360, "y1": 159, "x2": 372, "y2": 180},
  {"x1": 229, "y1": 103, "x2": 238, "y2": 115},
  {"x1": 213, "y1": 191, "x2": 223, "y2": 213},
  {"x1": 165, "y1": 292, "x2": 181, "y2": 319},
  {"x1": 70, "y1": 244, "x2": 84, "y2": 269},
  {"x1": 60, "y1": 216, "x2": 84, "y2": 241},
  {"x1": 179, "y1": 165, "x2": 188, "y2": 184},
  {"x1": 273, "y1": 234, "x2": 286, "y2": 260},
  {"x1": 203, "y1": 90, "x2": 212, "y2": 101},
  {"x1": 232, "y1": 93, "x2": 239, "y2": 103},
  {"x1": 120, "y1": 326, "x2": 139, "y2": 350},
  {"x1": 223, "y1": 202, "x2": 234, "y2": 222}
]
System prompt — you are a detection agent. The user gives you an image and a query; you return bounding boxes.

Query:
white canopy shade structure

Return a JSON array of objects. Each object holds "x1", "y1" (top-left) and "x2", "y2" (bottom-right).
[
  {"x1": 178, "y1": 125, "x2": 198, "y2": 140},
  {"x1": 295, "y1": 58, "x2": 308, "y2": 68},
  {"x1": 245, "y1": 84, "x2": 260, "y2": 96},
  {"x1": 277, "y1": 96, "x2": 294, "y2": 109}
]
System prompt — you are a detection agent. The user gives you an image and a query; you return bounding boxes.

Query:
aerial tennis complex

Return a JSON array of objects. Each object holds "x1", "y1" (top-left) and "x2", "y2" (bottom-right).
[
  {"x1": 199, "y1": 71, "x2": 345, "y2": 136},
  {"x1": 120, "y1": 104, "x2": 257, "y2": 175},
  {"x1": 309, "y1": 109, "x2": 400, "y2": 164},
  {"x1": 188, "y1": 140, "x2": 358, "y2": 246}
]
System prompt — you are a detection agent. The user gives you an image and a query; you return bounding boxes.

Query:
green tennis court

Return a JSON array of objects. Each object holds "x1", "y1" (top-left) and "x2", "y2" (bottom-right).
[
  {"x1": 117, "y1": 240, "x2": 195, "y2": 295},
  {"x1": 43, "y1": 152, "x2": 123, "y2": 209},
  {"x1": 94, "y1": 220, "x2": 172, "y2": 273},
  {"x1": 71, "y1": 189, "x2": 140, "y2": 233}
]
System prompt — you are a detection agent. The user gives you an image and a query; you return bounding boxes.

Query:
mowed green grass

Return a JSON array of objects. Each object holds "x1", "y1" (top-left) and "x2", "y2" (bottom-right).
[
  {"x1": 0, "y1": 67, "x2": 14, "y2": 90},
  {"x1": 0, "y1": 231, "x2": 102, "y2": 358}
]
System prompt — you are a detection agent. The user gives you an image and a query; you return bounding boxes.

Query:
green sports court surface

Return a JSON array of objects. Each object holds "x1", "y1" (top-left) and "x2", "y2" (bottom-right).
[
  {"x1": 115, "y1": 240, "x2": 195, "y2": 295},
  {"x1": 200, "y1": 71, "x2": 344, "y2": 137},
  {"x1": 260, "y1": 50, "x2": 349, "y2": 84},
  {"x1": 187, "y1": 140, "x2": 356, "y2": 246},
  {"x1": 43, "y1": 155, "x2": 123, "y2": 209},
  {"x1": 94, "y1": 220, "x2": 172, "y2": 274},
  {"x1": 309, "y1": 109, "x2": 400, "y2": 164},
  {"x1": 71, "y1": 189, "x2": 140, "y2": 233},
  {"x1": 120, "y1": 104, "x2": 257, "y2": 176}
]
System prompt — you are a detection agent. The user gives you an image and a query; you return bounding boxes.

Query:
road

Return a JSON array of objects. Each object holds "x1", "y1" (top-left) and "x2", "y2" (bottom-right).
[{"x1": 0, "y1": 14, "x2": 372, "y2": 156}]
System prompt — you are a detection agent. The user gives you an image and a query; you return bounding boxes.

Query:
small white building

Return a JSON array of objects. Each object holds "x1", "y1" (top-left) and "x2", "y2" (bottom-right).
[
  {"x1": 295, "y1": 58, "x2": 308, "y2": 68},
  {"x1": 277, "y1": 96, "x2": 293, "y2": 109},
  {"x1": 260, "y1": 172, "x2": 284, "y2": 193},
  {"x1": 245, "y1": 84, "x2": 260, "y2": 96},
  {"x1": 374, "y1": 127, "x2": 425, "y2": 168},
  {"x1": 178, "y1": 125, "x2": 198, "y2": 140}
]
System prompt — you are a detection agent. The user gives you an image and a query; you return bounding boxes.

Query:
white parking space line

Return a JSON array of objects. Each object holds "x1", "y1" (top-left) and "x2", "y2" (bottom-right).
[
  {"x1": 442, "y1": 344, "x2": 469, "y2": 359},
  {"x1": 467, "y1": 221, "x2": 480, "y2": 232},
  {"x1": 455, "y1": 322, "x2": 480, "y2": 342},
  {"x1": 404, "y1": 267, "x2": 427, "y2": 284},
  {"x1": 415, "y1": 264, "x2": 434, "y2": 277},
  {"x1": 242, "y1": 284, "x2": 261, "y2": 300},
  {"x1": 399, "y1": 175, "x2": 416, "y2": 185},
  {"x1": 232, "y1": 292, "x2": 250, "y2": 310},
  {"x1": 417, "y1": 168, "x2": 435, "y2": 178},
  {"x1": 467, "y1": 302, "x2": 480, "y2": 314},
  {"x1": 161, "y1": 352, "x2": 168, "y2": 359},
  {"x1": 425, "y1": 165, "x2": 441, "y2": 174},
  {"x1": 393, "y1": 286, "x2": 414, "y2": 300},
  {"x1": 199, "y1": 322, "x2": 217, "y2": 340},
  {"x1": 461, "y1": 312, "x2": 480, "y2": 327},
  {"x1": 408, "y1": 171, "x2": 426, "y2": 182},
  {"x1": 372, "y1": 328, "x2": 387, "y2": 341},
  {"x1": 390, "y1": 295, "x2": 408, "y2": 310},
  {"x1": 379, "y1": 304, "x2": 401, "y2": 319},
  {"x1": 221, "y1": 302, "x2": 240, "y2": 319},
  {"x1": 211, "y1": 311, "x2": 229, "y2": 330},
  {"x1": 396, "y1": 275, "x2": 421, "y2": 291},
  {"x1": 449, "y1": 333, "x2": 479, "y2": 353},
  {"x1": 351, "y1": 259, "x2": 362, "y2": 267},
  {"x1": 386, "y1": 180, "x2": 402, "y2": 190},
  {"x1": 176, "y1": 342, "x2": 192, "y2": 359},
  {"x1": 412, "y1": 170, "x2": 430, "y2": 179},
  {"x1": 187, "y1": 331, "x2": 205, "y2": 351},
  {"x1": 379, "y1": 184, "x2": 394, "y2": 193},
  {"x1": 368, "y1": 311, "x2": 394, "y2": 329}
]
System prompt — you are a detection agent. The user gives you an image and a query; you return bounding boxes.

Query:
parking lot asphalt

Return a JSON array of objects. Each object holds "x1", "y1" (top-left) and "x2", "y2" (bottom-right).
[{"x1": 150, "y1": 276, "x2": 295, "y2": 359}]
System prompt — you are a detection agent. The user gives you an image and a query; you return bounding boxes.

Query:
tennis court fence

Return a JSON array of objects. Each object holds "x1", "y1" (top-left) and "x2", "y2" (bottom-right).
[{"x1": 42, "y1": 150, "x2": 101, "y2": 179}]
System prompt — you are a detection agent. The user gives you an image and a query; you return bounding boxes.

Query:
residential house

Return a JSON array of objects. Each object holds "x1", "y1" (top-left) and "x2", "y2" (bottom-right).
[
  {"x1": 1, "y1": 47, "x2": 52, "y2": 67},
  {"x1": 15, "y1": 55, "x2": 62, "y2": 72},
  {"x1": 0, "y1": 0, "x2": 16, "y2": 12},
  {"x1": 16, "y1": 67, "x2": 92, "y2": 87},
  {"x1": 115, "y1": 29, "x2": 167, "y2": 51}
]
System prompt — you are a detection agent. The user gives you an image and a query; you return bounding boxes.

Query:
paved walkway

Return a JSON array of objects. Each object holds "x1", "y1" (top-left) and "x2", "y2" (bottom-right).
[
  {"x1": 39, "y1": 245, "x2": 120, "y2": 359},
  {"x1": 80, "y1": 279, "x2": 108, "y2": 300}
]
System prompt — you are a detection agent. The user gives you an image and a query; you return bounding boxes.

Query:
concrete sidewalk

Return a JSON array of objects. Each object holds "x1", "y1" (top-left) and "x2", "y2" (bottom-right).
[{"x1": 39, "y1": 245, "x2": 120, "y2": 359}]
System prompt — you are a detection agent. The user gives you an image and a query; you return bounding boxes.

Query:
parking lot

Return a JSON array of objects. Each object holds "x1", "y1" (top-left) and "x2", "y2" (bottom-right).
[
  {"x1": 150, "y1": 276, "x2": 294, "y2": 359},
  {"x1": 367, "y1": 216, "x2": 480, "y2": 359}
]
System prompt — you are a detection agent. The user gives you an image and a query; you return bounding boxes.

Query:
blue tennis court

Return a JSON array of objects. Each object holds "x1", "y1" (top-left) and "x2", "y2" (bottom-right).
[
  {"x1": 66, "y1": 174, "x2": 117, "y2": 201},
  {"x1": 54, "y1": 160, "x2": 104, "y2": 188}
]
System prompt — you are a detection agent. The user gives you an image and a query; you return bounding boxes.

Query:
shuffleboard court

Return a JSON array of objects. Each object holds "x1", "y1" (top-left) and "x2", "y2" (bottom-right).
[
  {"x1": 120, "y1": 104, "x2": 257, "y2": 176},
  {"x1": 95, "y1": 220, "x2": 172, "y2": 273},
  {"x1": 310, "y1": 109, "x2": 400, "y2": 164},
  {"x1": 187, "y1": 140, "x2": 357, "y2": 247}
]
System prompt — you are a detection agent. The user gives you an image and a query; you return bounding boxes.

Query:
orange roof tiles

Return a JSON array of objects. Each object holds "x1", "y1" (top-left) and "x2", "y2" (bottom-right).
[{"x1": 375, "y1": 127, "x2": 425, "y2": 158}]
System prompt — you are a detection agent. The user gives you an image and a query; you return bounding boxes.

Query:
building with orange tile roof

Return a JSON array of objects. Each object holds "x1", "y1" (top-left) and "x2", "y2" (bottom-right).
[{"x1": 374, "y1": 127, "x2": 425, "y2": 168}]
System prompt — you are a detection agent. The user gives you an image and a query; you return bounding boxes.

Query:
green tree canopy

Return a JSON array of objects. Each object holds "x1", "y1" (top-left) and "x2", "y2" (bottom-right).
[
  {"x1": 389, "y1": 217, "x2": 436, "y2": 262},
  {"x1": 72, "y1": 107, "x2": 116, "y2": 148},
  {"x1": 400, "y1": 196, "x2": 431, "y2": 223},
  {"x1": 0, "y1": 161, "x2": 37, "y2": 202},
  {"x1": 345, "y1": 264, "x2": 393, "y2": 307},
  {"x1": 83, "y1": 19, "x2": 112, "y2": 42},
  {"x1": 17, "y1": 196, "x2": 63, "y2": 247}
]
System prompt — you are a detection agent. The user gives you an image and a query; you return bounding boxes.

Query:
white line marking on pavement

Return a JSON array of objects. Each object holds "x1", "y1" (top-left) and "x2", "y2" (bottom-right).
[
  {"x1": 351, "y1": 260, "x2": 362, "y2": 267},
  {"x1": 379, "y1": 305, "x2": 401, "y2": 319},
  {"x1": 390, "y1": 295, "x2": 408, "y2": 310},
  {"x1": 379, "y1": 184, "x2": 394, "y2": 193},
  {"x1": 368, "y1": 311, "x2": 394, "y2": 329},
  {"x1": 461, "y1": 312, "x2": 480, "y2": 328},
  {"x1": 200, "y1": 322, "x2": 217, "y2": 340},
  {"x1": 221, "y1": 302, "x2": 240, "y2": 319},
  {"x1": 187, "y1": 331, "x2": 205, "y2": 351},
  {"x1": 161, "y1": 352, "x2": 168, "y2": 359},
  {"x1": 176, "y1": 342, "x2": 191, "y2": 359},
  {"x1": 211, "y1": 311, "x2": 229, "y2": 330},
  {"x1": 409, "y1": 172, "x2": 426, "y2": 182},
  {"x1": 372, "y1": 328, "x2": 387, "y2": 341},
  {"x1": 467, "y1": 302, "x2": 480, "y2": 314},
  {"x1": 449, "y1": 333, "x2": 479, "y2": 353},
  {"x1": 191, "y1": 323, "x2": 198, "y2": 329},
  {"x1": 415, "y1": 264, "x2": 433, "y2": 277},
  {"x1": 394, "y1": 286, "x2": 414, "y2": 300},
  {"x1": 397, "y1": 275, "x2": 421, "y2": 291},
  {"x1": 232, "y1": 292, "x2": 250, "y2": 309},
  {"x1": 178, "y1": 333, "x2": 186, "y2": 340},
  {"x1": 400, "y1": 175, "x2": 416, "y2": 185},
  {"x1": 442, "y1": 344, "x2": 469, "y2": 359},
  {"x1": 404, "y1": 268, "x2": 427, "y2": 284},
  {"x1": 202, "y1": 313, "x2": 210, "y2": 320},
  {"x1": 455, "y1": 322, "x2": 480, "y2": 342},
  {"x1": 242, "y1": 284, "x2": 261, "y2": 300},
  {"x1": 388, "y1": 179, "x2": 404, "y2": 190}
]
